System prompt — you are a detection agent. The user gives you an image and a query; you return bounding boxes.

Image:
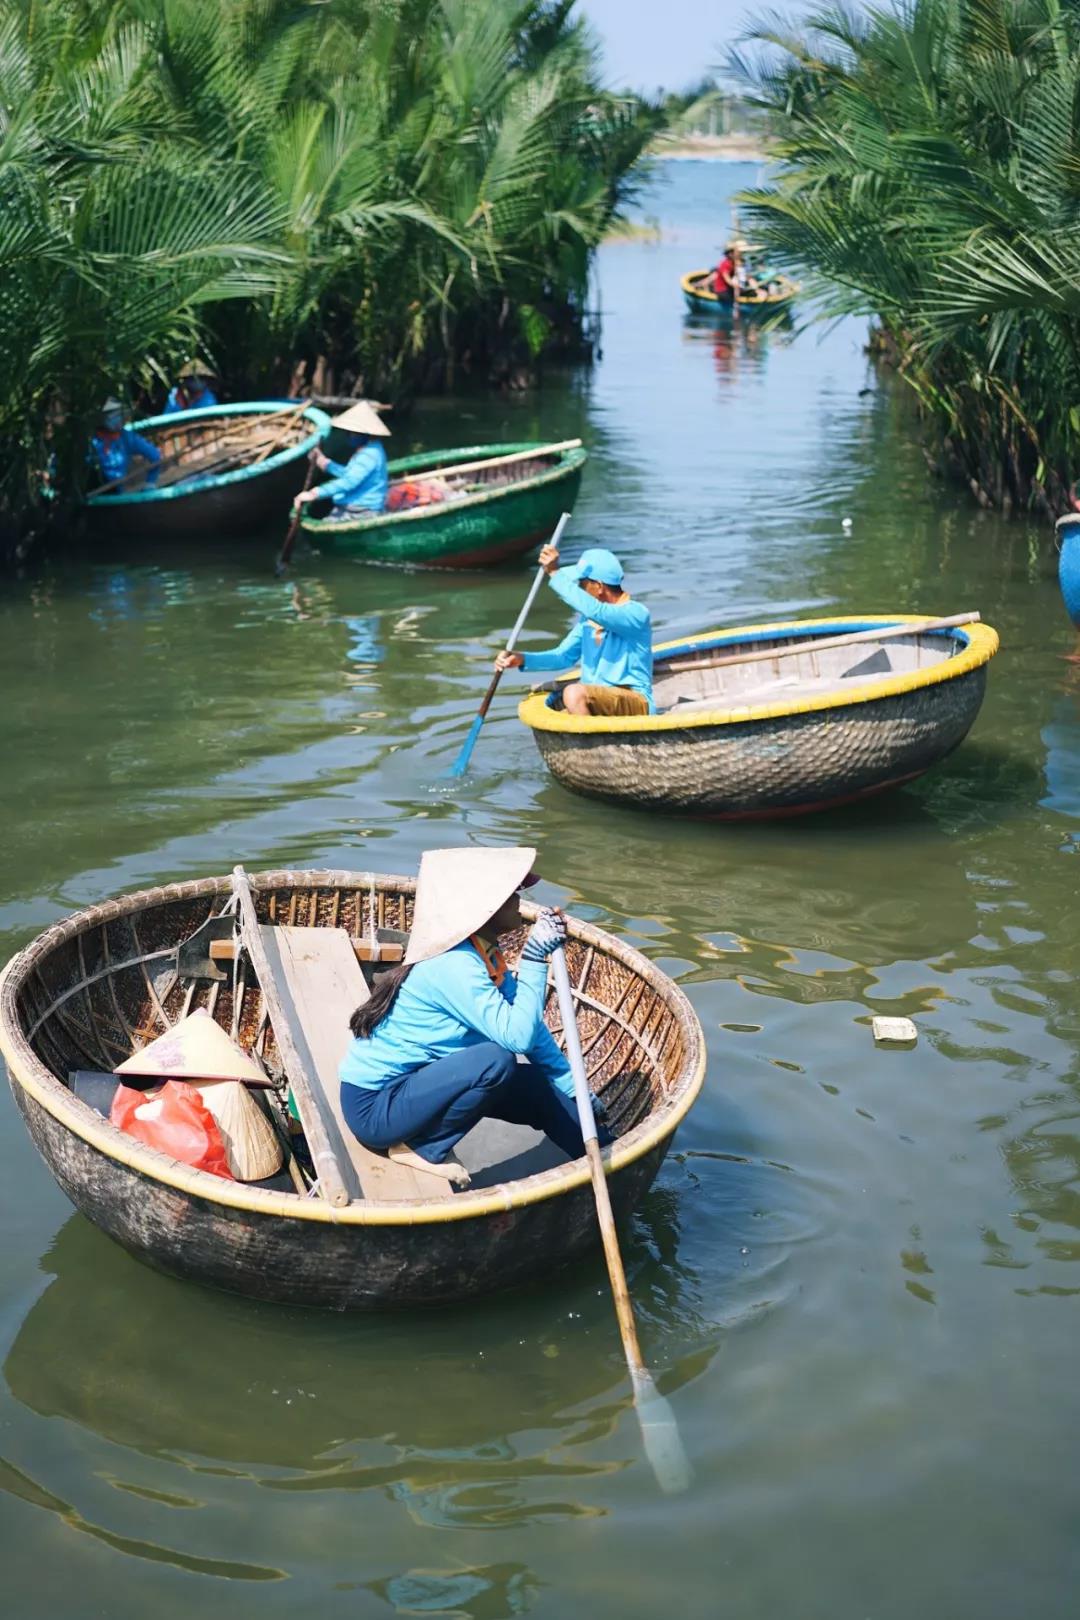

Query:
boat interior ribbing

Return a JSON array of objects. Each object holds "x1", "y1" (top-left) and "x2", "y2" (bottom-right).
[
  {"x1": 656, "y1": 627, "x2": 966, "y2": 714},
  {"x1": 18, "y1": 875, "x2": 686, "y2": 1207}
]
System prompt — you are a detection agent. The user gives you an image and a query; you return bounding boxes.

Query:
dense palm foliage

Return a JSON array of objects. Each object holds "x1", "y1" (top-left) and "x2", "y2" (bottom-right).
[
  {"x1": 0, "y1": 0, "x2": 659, "y2": 550},
  {"x1": 734, "y1": 0, "x2": 1080, "y2": 517}
]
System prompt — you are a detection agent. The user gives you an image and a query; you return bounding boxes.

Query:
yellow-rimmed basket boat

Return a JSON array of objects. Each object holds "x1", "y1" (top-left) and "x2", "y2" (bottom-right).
[
  {"x1": 0, "y1": 869, "x2": 704, "y2": 1309},
  {"x1": 519, "y1": 614, "x2": 999, "y2": 820},
  {"x1": 681, "y1": 267, "x2": 799, "y2": 320}
]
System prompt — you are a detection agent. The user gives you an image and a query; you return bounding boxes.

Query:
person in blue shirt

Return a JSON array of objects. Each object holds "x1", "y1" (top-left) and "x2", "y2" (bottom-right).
[
  {"x1": 292, "y1": 399, "x2": 390, "y2": 518},
  {"x1": 339, "y1": 845, "x2": 608, "y2": 1185},
  {"x1": 90, "y1": 399, "x2": 162, "y2": 489},
  {"x1": 163, "y1": 360, "x2": 218, "y2": 415},
  {"x1": 496, "y1": 545, "x2": 654, "y2": 715}
]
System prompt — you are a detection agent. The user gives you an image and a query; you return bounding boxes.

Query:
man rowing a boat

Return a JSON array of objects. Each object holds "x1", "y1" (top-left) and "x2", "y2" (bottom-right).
[
  {"x1": 163, "y1": 359, "x2": 218, "y2": 416},
  {"x1": 495, "y1": 545, "x2": 653, "y2": 716},
  {"x1": 340, "y1": 846, "x2": 607, "y2": 1184},
  {"x1": 291, "y1": 400, "x2": 390, "y2": 518},
  {"x1": 90, "y1": 398, "x2": 162, "y2": 489}
]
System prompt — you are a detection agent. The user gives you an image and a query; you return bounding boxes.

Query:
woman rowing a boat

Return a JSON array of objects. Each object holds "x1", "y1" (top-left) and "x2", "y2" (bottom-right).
[
  {"x1": 292, "y1": 400, "x2": 390, "y2": 519},
  {"x1": 339, "y1": 846, "x2": 605, "y2": 1183}
]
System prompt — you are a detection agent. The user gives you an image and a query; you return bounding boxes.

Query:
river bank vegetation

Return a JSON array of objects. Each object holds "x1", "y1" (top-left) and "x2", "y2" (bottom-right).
[
  {"x1": 734, "y1": 0, "x2": 1080, "y2": 519},
  {"x1": 0, "y1": 0, "x2": 659, "y2": 553}
]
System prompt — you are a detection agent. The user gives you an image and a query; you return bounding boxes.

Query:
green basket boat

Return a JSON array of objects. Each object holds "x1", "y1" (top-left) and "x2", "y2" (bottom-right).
[
  {"x1": 681, "y1": 268, "x2": 799, "y2": 321},
  {"x1": 299, "y1": 439, "x2": 587, "y2": 569}
]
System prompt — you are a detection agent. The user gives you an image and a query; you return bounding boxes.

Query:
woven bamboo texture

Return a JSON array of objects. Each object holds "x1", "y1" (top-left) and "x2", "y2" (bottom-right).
[{"x1": 0, "y1": 870, "x2": 704, "y2": 1308}]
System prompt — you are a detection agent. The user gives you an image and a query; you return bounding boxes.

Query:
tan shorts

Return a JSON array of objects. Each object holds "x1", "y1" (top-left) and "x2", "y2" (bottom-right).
[{"x1": 580, "y1": 684, "x2": 650, "y2": 718}]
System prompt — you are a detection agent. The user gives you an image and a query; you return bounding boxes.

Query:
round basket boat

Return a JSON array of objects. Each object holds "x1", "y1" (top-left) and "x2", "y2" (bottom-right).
[
  {"x1": 519, "y1": 614, "x2": 1000, "y2": 820},
  {"x1": 86, "y1": 402, "x2": 331, "y2": 539},
  {"x1": 681, "y1": 267, "x2": 799, "y2": 321},
  {"x1": 0, "y1": 869, "x2": 704, "y2": 1310},
  {"x1": 299, "y1": 441, "x2": 587, "y2": 568}
]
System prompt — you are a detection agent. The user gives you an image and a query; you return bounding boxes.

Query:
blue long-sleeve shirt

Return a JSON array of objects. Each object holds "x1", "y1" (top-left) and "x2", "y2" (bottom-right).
[
  {"x1": 163, "y1": 383, "x2": 218, "y2": 415},
  {"x1": 319, "y1": 441, "x2": 389, "y2": 512},
  {"x1": 339, "y1": 940, "x2": 573, "y2": 1100},
  {"x1": 91, "y1": 428, "x2": 162, "y2": 486},
  {"x1": 519, "y1": 568, "x2": 654, "y2": 710}
]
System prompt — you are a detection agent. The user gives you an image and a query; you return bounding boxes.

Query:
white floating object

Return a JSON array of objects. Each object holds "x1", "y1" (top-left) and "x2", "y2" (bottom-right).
[
  {"x1": 842, "y1": 516, "x2": 853, "y2": 530},
  {"x1": 872, "y1": 1016, "x2": 917, "y2": 1045}
]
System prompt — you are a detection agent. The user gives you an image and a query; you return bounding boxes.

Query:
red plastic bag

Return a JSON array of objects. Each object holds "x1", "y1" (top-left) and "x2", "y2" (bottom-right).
[{"x1": 110, "y1": 1080, "x2": 235, "y2": 1180}]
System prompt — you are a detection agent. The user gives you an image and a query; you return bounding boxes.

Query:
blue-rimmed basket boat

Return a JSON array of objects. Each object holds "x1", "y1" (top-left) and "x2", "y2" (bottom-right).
[
  {"x1": 86, "y1": 402, "x2": 331, "y2": 539},
  {"x1": 681, "y1": 267, "x2": 799, "y2": 321},
  {"x1": 0, "y1": 868, "x2": 704, "y2": 1309},
  {"x1": 519, "y1": 614, "x2": 999, "y2": 820},
  {"x1": 299, "y1": 440, "x2": 587, "y2": 568}
]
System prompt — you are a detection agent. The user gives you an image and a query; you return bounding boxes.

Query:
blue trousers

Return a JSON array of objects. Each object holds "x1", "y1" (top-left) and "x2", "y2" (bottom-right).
[{"x1": 340, "y1": 1042, "x2": 587, "y2": 1164}]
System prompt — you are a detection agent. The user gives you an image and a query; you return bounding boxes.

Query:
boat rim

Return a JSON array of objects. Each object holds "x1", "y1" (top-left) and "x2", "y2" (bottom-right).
[
  {"x1": 88, "y1": 401, "x2": 331, "y2": 508},
  {"x1": 680, "y1": 267, "x2": 798, "y2": 306},
  {"x1": 519, "y1": 614, "x2": 1000, "y2": 736},
  {"x1": 300, "y1": 440, "x2": 587, "y2": 534},
  {"x1": 0, "y1": 869, "x2": 705, "y2": 1228}
]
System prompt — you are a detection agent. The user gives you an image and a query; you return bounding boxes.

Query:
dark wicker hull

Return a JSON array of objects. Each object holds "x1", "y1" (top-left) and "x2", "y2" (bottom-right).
[
  {"x1": 13, "y1": 1080, "x2": 668, "y2": 1308},
  {"x1": 530, "y1": 668, "x2": 988, "y2": 818},
  {"x1": 0, "y1": 869, "x2": 703, "y2": 1311},
  {"x1": 86, "y1": 456, "x2": 309, "y2": 540}
]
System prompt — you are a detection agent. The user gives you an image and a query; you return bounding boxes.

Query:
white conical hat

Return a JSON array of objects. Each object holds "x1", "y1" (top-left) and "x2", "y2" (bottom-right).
[
  {"x1": 331, "y1": 400, "x2": 390, "y2": 436},
  {"x1": 405, "y1": 846, "x2": 538, "y2": 964},
  {"x1": 115, "y1": 1008, "x2": 266, "y2": 1085},
  {"x1": 197, "y1": 1081, "x2": 283, "y2": 1180}
]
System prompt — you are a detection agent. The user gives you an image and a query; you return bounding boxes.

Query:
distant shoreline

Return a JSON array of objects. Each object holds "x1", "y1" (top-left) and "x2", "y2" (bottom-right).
[{"x1": 650, "y1": 134, "x2": 771, "y2": 164}]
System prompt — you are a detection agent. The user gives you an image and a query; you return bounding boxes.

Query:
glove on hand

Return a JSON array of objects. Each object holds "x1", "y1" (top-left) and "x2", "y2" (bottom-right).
[{"x1": 520, "y1": 907, "x2": 567, "y2": 963}]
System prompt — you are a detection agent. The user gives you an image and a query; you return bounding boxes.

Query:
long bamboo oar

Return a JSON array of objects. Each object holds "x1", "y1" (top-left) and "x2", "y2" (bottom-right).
[
  {"x1": 447, "y1": 510, "x2": 571, "y2": 777},
  {"x1": 275, "y1": 456, "x2": 317, "y2": 575},
  {"x1": 551, "y1": 945, "x2": 691, "y2": 1495},
  {"x1": 663, "y1": 612, "x2": 980, "y2": 675},
  {"x1": 408, "y1": 439, "x2": 581, "y2": 487}
]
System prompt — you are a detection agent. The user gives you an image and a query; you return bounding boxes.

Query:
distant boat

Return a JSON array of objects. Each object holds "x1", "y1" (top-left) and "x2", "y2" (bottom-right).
[
  {"x1": 85, "y1": 401, "x2": 330, "y2": 538},
  {"x1": 1055, "y1": 515, "x2": 1080, "y2": 628},
  {"x1": 299, "y1": 439, "x2": 587, "y2": 569},
  {"x1": 681, "y1": 267, "x2": 799, "y2": 320},
  {"x1": 519, "y1": 613, "x2": 999, "y2": 819}
]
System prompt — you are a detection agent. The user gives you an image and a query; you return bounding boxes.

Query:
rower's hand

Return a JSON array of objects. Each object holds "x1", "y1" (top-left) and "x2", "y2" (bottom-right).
[
  {"x1": 494, "y1": 650, "x2": 524, "y2": 672},
  {"x1": 538, "y1": 543, "x2": 559, "y2": 575},
  {"x1": 520, "y1": 906, "x2": 567, "y2": 962}
]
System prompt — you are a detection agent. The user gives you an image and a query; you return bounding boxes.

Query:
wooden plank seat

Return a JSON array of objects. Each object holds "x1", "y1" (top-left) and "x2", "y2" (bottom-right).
[{"x1": 259, "y1": 925, "x2": 447, "y2": 1204}]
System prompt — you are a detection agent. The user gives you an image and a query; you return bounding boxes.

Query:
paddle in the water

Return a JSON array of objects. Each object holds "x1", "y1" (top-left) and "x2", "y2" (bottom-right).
[
  {"x1": 550, "y1": 944, "x2": 692, "y2": 1495},
  {"x1": 448, "y1": 510, "x2": 572, "y2": 776}
]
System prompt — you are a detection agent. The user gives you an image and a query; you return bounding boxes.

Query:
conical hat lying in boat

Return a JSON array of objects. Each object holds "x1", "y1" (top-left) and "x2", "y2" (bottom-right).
[
  {"x1": 115, "y1": 1008, "x2": 266, "y2": 1085},
  {"x1": 331, "y1": 400, "x2": 390, "y2": 436},
  {"x1": 197, "y1": 1081, "x2": 283, "y2": 1181}
]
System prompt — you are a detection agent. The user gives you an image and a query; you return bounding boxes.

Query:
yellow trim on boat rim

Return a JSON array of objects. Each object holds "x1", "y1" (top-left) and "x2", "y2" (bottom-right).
[
  {"x1": 0, "y1": 919, "x2": 705, "y2": 1230},
  {"x1": 519, "y1": 614, "x2": 1000, "y2": 736}
]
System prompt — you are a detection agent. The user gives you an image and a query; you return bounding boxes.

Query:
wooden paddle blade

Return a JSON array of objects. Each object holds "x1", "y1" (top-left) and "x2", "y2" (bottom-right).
[{"x1": 633, "y1": 1369, "x2": 693, "y2": 1495}]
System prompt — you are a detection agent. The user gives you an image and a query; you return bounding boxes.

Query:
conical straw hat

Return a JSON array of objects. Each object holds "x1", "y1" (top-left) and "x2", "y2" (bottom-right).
[
  {"x1": 116, "y1": 1008, "x2": 266, "y2": 1085},
  {"x1": 180, "y1": 357, "x2": 216, "y2": 378},
  {"x1": 197, "y1": 1081, "x2": 283, "y2": 1181},
  {"x1": 331, "y1": 400, "x2": 390, "y2": 436},
  {"x1": 405, "y1": 846, "x2": 538, "y2": 964}
]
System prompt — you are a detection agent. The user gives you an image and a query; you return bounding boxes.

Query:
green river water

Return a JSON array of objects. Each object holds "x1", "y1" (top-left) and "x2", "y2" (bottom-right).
[{"x1": 1, "y1": 162, "x2": 1078, "y2": 1619}]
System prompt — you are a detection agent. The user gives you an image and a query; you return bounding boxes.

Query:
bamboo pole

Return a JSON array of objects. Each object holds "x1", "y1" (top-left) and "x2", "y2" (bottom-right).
[
  {"x1": 663, "y1": 613, "x2": 980, "y2": 676},
  {"x1": 397, "y1": 439, "x2": 582, "y2": 487},
  {"x1": 551, "y1": 947, "x2": 691, "y2": 1495},
  {"x1": 230, "y1": 866, "x2": 350, "y2": 1209}
]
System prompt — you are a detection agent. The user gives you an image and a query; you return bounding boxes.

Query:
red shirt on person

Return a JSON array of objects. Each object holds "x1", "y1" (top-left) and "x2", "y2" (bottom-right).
[{"x1": 713, "y1": 254, "x2": 736, "y2": 299}]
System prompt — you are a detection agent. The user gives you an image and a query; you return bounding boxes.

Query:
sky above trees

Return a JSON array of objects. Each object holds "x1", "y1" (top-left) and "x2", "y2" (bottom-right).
[{"x1": 579, "y1": 0, "x2": 811, "y2": 93}]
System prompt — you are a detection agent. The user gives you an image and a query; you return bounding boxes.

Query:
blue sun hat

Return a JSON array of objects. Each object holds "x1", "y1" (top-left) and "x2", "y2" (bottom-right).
[{"x1": 570, "y1": 547, "x2": 624, "y2": 587}]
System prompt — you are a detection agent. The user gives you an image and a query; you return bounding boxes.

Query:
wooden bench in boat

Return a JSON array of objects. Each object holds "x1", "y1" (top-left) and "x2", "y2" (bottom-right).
[{"x1": 259, "y1": 925, "x2": 446, "y2": 1204}]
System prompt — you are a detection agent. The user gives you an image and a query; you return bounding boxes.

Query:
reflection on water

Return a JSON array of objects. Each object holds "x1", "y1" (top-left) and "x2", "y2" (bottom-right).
[{"x1": 1, "y1": 159, "x2": 1080, "y2": 1617}]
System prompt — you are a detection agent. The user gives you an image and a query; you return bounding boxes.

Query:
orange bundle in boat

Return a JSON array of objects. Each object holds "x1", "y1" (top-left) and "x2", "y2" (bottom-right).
[{"x1": 386, "y1": 478, "x2": 448, "y2": 512}]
